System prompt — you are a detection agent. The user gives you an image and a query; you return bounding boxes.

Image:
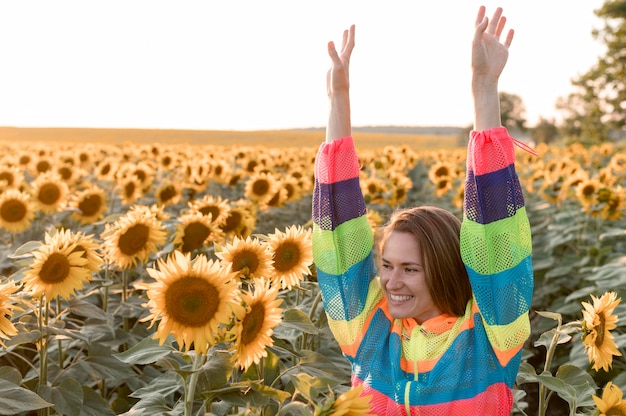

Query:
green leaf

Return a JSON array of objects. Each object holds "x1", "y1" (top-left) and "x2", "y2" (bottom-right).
[
  {"x1": 80, "y1": 386, "x2": 116, "y2": 416},
  {"x1": 249, "y1": 381, "x2": 291, "y2": 403},
  {"x1": 516, "y1": 362, "x2": 539, "y2": 385},
  {"x1": 280, "y1": 309, "x2": 318, "y2": 334},
  {"x1": 555, "y1": 365, "x2": 597, "y2": 408},
  {"x1": 69, "y1": 297, "x2": 108, "y2": 320},
  {"x1": 114, "y1": 334, "x2": 175, "y2": 365},
  {"x1": 77, "y1": 355, "x2": 136, "y2": 381},
  {"x1": 9, "y1": 240, "x2": 41, "y2": 258},
  {"x1": 0, "y1": 378, "x2": 52, "y2": 415},
  {"x1": 535, "y1": 311, "x2": 562, "y2": 321},
  {"x1": 196, "y1": 350, "x2": 233, "y2": 391},
  {"x1": 39, "y1": 378, "x2": 84, "y2": 416},
  {"x1": 130, "y1": 372, "x2": 183, "y2": 399},
  {"x1": 0, "y1": 366, "x2": 22, "y2": 385}
]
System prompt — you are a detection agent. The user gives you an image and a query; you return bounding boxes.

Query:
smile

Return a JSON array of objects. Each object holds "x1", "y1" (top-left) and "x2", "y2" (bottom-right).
[{"x1": 389, "y1": 294, "x2": 413, "y2": 303}]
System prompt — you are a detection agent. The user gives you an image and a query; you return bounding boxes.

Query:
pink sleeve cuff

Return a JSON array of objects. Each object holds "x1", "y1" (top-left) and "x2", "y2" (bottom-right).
[
  {"x1": 467, "y1": 127, "x2": 516, "y2": 176},
  {"x1": 315, "y1": 136, "x2": 361, "y2": 184}
]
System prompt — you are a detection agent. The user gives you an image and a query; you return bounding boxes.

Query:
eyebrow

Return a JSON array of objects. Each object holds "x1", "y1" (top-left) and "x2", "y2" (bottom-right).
[{"x1": 381, "y1": 258, "x2": 421, "y2": 267}]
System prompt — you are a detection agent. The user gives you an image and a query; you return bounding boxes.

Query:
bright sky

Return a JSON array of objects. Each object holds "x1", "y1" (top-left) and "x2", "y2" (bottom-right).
[{"x1": 0, "y1": 0, "x2": 606, "y2": 131}]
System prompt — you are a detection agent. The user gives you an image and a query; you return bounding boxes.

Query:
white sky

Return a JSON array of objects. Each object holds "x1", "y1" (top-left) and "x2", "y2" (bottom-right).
[{"x1": 0, "y1": 0, "x2": 606, "y2": 131}]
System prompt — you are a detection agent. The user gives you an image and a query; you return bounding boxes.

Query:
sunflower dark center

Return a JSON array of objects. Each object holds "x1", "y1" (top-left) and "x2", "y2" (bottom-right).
[
  {"x1": 181, "y1": 222, "x2": 211, "y2": 253},
  {"x1": 595, "y1": 313, "x2": 606, "y2": 348},
  {"x1": 79, "y1": 194, "x2": 103, "y2": 216},
  {"x1": 124, "y1": 181, "x2": 136, "y2": 198},
  {"x1": 232, "y1": 248, "x2": 261, "y2": 275},
  {"x1": 118, "y1": 224, "x2": 150, "y2": 256},
  {"x1": 1, "y1": 199, "x2": 27, "y2": 222},
  {"x1": 222, "y1": 211, "x2": 243, "y2": 233},
  {"x1": 166, "y1": 276, "x2": 219, "y2": 327},
  {"x1": 252, "y1": 180, "x2": 270, "y2": 196},
  {"x1": 0, "y1": 172, "x2": 14, "y2": 186},
  {"x1": 199, "y1": 205, "x2": 220, "y2": 220},
  {"x1": 159, "y1": 185, "x2": 177, "y2": 203},
  {"x1": 273, "y1": 241, "x2": 300, "y2": 272},
  {"x1": 58, "y1": 166, "x2": 72, "y2": 180},
  {"x1": 36, "y1": 160, "x2": 51, "y2": 173},
  {"x1": 40, "y1": 252, "x2": 71, "y2": 284},
  {"x1": 241, "y1": 302, "x2": 265, "y2": 345},
  {"x1": 38, "y1": 183, "x2": 61, "y2": 205}
]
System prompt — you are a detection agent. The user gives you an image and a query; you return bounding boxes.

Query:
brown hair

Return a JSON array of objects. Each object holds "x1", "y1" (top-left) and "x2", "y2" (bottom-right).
[{"x1": 378, "y1": 206, "x2": 471, "y2": 317}]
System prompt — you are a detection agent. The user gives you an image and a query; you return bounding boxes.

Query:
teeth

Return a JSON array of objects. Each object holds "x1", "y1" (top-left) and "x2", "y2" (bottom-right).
[{"x1": 390, "y1": 294, "x2": 412, "y2": 302}]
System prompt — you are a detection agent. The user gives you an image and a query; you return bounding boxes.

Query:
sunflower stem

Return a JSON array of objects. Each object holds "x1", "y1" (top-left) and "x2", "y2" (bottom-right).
[
  {"x1": 37, "y1": 296, "x2": 50, "y2": 416},
  {"x1": 538, "y1": 316, "x2": 562, "y2": 416},
  {"x1": 56, "y1": 296, "x2": 64, "y2": 369},
  {"x1": 122, "y1": 270, "x2": 129, "y2": 332},
  {"x1": 184, "y1": 352, "x2": 205, "y2": 416}
]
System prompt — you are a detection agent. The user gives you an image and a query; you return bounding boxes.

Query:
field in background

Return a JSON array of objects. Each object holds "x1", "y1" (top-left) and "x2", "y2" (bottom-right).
[{"x1": 0, "y1": 126, "x2": 462, "y2": 150}]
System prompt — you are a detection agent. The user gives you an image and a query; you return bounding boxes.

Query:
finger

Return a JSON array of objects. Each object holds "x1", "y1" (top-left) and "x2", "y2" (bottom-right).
[
  {"x1": 328, "y1": 40, "x2": 341, "y2": 65},
  {"x1": 504, "y1": 29, "x2": 514, "y2": 48},
  {"x1": 475, "y1": 5, "x2": 486, "y2": 27},
  {"x1": 494, "y1": 16, "x2": 506, "y2": 40},
  {"x1": 474, "y1": 15, "x2": 488, "y2": 43},
  {"x1": 487, "y1": 7, "x2": 502, "y2": 34},
  {"x1": 343, "y1": 24, "x2": 356, "y2": 57}
]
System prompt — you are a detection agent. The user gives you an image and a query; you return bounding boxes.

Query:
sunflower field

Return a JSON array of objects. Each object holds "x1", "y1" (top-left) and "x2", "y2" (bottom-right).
[{"x1": 0, "y1": 136, "x2": 624, "y2": 416}]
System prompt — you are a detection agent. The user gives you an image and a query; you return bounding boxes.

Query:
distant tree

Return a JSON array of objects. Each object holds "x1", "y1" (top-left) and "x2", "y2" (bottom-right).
[
  {"x1": 557, "y1": 0, "x2": 626, "y2": 143},
  {"x1": 499, "y1": 92, "x2": 527, "y2": 133},
  {"x1": 531, "y1": 117, "x2": 559, "y2": 144}
]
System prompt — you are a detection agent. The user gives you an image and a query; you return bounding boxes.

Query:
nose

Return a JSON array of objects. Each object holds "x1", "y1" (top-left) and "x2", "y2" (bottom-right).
[{"x1": 385, "y1": 268, "x2": 403, "y2": 290}]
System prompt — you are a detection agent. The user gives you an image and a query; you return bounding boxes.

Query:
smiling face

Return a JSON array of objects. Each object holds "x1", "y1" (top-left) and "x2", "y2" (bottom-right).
[{"x1": 380, "y1": 230, "x2": 441, "y2": 324}]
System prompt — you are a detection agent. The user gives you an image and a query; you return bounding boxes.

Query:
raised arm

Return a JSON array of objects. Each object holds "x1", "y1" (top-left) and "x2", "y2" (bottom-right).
[
  {"x1": 326, "y1": 25, "x2": 355, "y2": 143},
  {"x1": 472, "y1": 6, "x2": 513, "y2": 131}
]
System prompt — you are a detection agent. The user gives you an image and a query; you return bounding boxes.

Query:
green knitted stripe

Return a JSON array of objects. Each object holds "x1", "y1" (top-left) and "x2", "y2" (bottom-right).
[
  {"x1": 313, "y1": 215, "x2": 373, "y2": 275},
  {"x1": 460, "y1": 207, "x2": 532, "y2": 275}
]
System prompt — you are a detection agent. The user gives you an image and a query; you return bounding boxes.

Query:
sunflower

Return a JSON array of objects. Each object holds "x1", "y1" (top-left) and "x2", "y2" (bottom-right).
[
  {"x1": 30, "y1": 171, "x2": 69, "y2": 214},
  {"x1": 22, "y1": 229, "x2": 92, "y2": 300},
  {"x1": 0, "y1": 189, "x2": 35, "y2": 233},
  {"x1": 220, "y1": 199, "x2": 257, "y2": 239},
  {"x1": 576, "y1": 178, "x2": 602, "y2": 208},
  {"x1": 95, "y1": 157, "x2": 119, "y2": 182},
  {"x1": 233, "y1": 278, "x2": 283, "y2": 371},
  {"x1": 34, "y1": 156, "x2": 53, "y2": 174},
  {"x1": 0, "y1": 280, "x2": 22, "y2": 347},
  {"x1": 154, "y1": 181, "x2": 182, "y2": 206},
  {"x1": 117, "y1": 176, "x2": 143, "y2": 206},
  {"x1": 599, "y1": 187, "x2": 625, "y2": 221},
  {"x1": 327, "y1": 384, "x2": 374, "y2": 416},
  {"x1": 217, "y1": 236, "x2": 273, "y2": 280},
  {"x1": 428, "y1": 160, "x2": 456, "y2": 185},
  {"x1": 593, "y1": 382, "x2": 626, "y2": 416},
  {"x1": 172, "y1": 211, "x2": 225, "y2": 254},
  {"x1": 140, "y1": 251, "x2": 242, "y2": 353},
  {"x1": 0, "y1": 165, "x2": 24, "y2": 190},
  {"x1": 101, "y1": 205, "x2": 167, "y2": 270},
  {"x1": 267, "y1": 225, "x2": 313, "y2": 289},
  {"x1": 360, "y1": 176, "x2": 388, "y2": 204},
  {"x1": 581, "y1": 291, "x2": 622, "y2": 372},
  {"x1": 244, "y1": 172, "x2": 278, "y2": 210},
  {"x1": 188, "y1": 195, "x2": 231, "y2": 226},
  {"x1": 70, "y1": 185, "x2": 108, "y2": 224}
]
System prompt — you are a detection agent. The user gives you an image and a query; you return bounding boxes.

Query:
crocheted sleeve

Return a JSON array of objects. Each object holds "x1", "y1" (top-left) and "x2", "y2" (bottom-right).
[
  {"x1": 311, "y1": 137, "x2": 378, "y2": 358},
  {"x1": 460, "y1": 127, "x2": 534, "y2": 367}
]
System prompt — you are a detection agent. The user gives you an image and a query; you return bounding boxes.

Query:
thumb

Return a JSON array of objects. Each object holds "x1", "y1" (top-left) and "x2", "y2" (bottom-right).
[{"x1": 328, "y1": 41, "x2": 341, "y2": 65}]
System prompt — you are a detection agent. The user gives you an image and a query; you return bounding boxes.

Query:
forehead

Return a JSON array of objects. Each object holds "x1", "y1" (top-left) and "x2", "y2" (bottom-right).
[{"x1": 382, "y1": 231, "x2": 421, "y2": 261}]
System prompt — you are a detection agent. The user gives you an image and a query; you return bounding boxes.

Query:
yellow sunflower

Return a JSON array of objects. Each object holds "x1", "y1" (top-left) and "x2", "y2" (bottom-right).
[
  {"x1": 593, "y1": 382, "x2": 626, "y2": 416},
  {"x1": 581, "y1": 291, "x2": 622, "y2": 372},
  {"x1": 154, "y1": 181, "x2": 182, "y2": 206},
  {"x1": 140, "y1": 251, "x2": 242, "y2": 353},
  {"x1": 428, "y1": 160, "x2": 456, "y2": 184},
  {"x1": 22, "y1": 229, "x2": 92, "y2": 300},
  {"x1": 233, "y1": 278, "x2": 283, "y2": 371},
  {"x1": 172, "y1": 211, "x2": 225, "y2": 254},
  {"x1": 70, "y1": 185, "x2": 108, "y2": 224},
  {"x1": 0, "y1": 189, "x2": 35, "y2": 233},
  {"x1": 0, "y1": 280, "x2": 22, "y2": 347},
  {"x1": 101, "y1": 205, "x2": 167, "y2": 270},
  {"x1": 46, "y1": 228, "x2": 104, "y2": 273},
  {"x1": 217, "y1": 236, "x2": 273, "y2": 280},
  {"x1": 0, "y1": 165, "x2": 24, "y2": 190},
  {"x1": 95, "y1": 157, "x2": 119, "y2": 182},
  {"x1": 576, "y1": 178, "x2": 602, "y2": 208},
  {"x1": 220, "y1": 199, "x2": 257, "y2": 239},
  {"x1": 328, "y1": 384, "x2": 374, "y2": 416},
  {"x1": 267, "y1": 225, "x2": 313, "y2": 289},
  {"x1": 188, "y1": 195, "x2": 231, "y2": 226},
  {"x1": 30, "y1": 171, "x2": 69, "y2": 214},
  {"x1": 244, "y1": 172, "x2": 278, "y2": 210},
  {"x1": 117, "y1": 176, "x2": 143, "y2": 206}
]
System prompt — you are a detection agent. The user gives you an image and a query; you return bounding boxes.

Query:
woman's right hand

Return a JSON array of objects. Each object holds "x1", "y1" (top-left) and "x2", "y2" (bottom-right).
[{"x1": 326, "y1": 25, "x2": 355, "y2": 99}]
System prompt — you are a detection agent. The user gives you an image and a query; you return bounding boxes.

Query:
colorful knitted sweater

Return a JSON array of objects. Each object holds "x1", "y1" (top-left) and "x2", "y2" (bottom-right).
[{"x1": 311, "y1": 127, "x2": 534, "y2": 415}]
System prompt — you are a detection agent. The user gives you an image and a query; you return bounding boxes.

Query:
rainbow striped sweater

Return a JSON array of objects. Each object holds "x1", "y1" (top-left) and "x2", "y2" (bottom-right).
[{"x1": 312, "y1": 128, "x2": 533, "y2": 415}]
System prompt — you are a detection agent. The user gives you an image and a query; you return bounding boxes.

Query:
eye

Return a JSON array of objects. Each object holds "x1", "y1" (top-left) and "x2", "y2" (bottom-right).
[
  {"x1": 381, "y1": 263, "x2": 392, "y2": 270},
  {"x1": 405, "y1": 267, "x2": 420, "y2": 273}
]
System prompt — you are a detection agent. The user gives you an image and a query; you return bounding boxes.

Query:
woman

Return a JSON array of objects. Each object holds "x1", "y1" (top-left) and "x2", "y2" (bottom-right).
[{"x1": 312, "y1": 6, "x2": 534, "y2": 415}]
